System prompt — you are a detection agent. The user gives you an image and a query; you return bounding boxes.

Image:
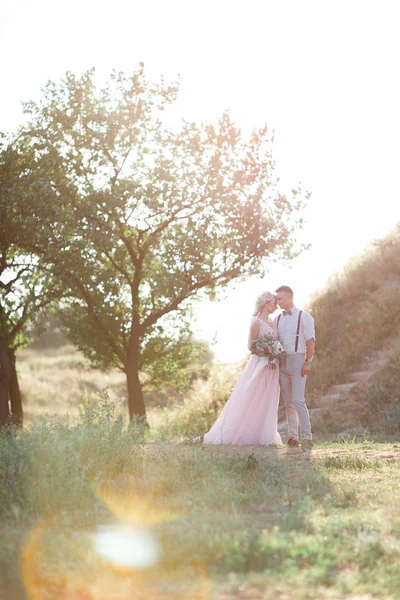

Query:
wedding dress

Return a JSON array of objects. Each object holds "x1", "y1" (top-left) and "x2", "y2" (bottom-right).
[{"x1": 203, "y1": 317, "x2": 283, "y2": 446}]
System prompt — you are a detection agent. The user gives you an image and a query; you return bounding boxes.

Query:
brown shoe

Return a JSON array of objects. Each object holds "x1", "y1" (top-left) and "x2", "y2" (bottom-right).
[
  {"x1": 287, "y1": 437, "x2": 300, "y2": 447},
  {"x1": 301, "y1": 440, "x2": 313, "y2": 451}
]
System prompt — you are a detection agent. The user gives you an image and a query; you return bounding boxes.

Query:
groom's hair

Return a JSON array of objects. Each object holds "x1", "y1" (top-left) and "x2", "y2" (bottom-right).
[{"x1": 275, "y1": 285, "x2": 294, "y2": 295}]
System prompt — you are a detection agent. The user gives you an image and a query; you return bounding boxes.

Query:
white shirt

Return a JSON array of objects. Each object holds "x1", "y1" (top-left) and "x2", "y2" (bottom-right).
[{"x1": 273, "y1": 306, "x2": 316, "y2": 355}]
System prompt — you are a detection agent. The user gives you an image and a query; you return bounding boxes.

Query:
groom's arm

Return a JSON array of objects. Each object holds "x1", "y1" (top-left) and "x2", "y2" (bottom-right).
[
  {"x1": 301, "y1": 338, "x2": 315, "y2": 376},
  {"x1": 301, "y1": 313, "x2": 316, "y2": 376},
  {"x1": 305, "y1": 338, "x2": 315, "y2": 362}
]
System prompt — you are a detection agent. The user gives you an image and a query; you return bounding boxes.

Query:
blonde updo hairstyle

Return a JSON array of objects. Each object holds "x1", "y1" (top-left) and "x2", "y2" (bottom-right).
[{"x1": 252, "y1": 291, "x2": 276, "y2": 316}]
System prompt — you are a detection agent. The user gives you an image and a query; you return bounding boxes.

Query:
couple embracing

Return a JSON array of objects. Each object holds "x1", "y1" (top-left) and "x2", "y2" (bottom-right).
[{"x1": 203, "y1": 286, "x2": 316, "y2": 449}]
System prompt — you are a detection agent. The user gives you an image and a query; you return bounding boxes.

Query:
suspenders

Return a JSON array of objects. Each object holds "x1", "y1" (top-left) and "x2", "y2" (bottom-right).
[{"x1": 277, "y1": 310, "x2": 303, "y2": 354}]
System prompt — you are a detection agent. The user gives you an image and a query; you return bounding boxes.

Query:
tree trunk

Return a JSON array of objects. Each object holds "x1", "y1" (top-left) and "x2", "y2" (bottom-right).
[
  {"x1": 8, "y1": 349, "x2": 23, "y2": 428},
  {"x1": 0, "y1": 338, "x2": 12, "y2": 429},
  {"x1": 125, "y1": 342, "x2": 147, "y2": 425}
]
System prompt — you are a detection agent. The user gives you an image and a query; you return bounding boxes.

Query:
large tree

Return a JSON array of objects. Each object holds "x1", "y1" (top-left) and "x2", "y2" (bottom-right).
[
  {"x1": 18, "y1": 66, "x2": 308, "y2": 422},
  {"x1": 0, "y1": 142, "x2": 61, "y2": 427}
]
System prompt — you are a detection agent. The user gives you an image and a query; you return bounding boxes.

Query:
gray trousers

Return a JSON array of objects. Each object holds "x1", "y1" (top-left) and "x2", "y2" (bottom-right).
[{"x1": 279, "y1": 353, "x2": 312, "y2": 441}]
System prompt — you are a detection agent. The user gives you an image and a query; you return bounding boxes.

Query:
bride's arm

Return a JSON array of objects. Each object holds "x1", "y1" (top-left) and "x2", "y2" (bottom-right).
[{"x1": 247, "y1": 318, "x2": 260, "y2": 351}]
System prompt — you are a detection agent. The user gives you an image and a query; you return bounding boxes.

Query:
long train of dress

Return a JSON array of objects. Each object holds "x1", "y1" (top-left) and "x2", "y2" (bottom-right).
[{"x1": 203, "y1": 318, "x2": 282, "y2": 446}]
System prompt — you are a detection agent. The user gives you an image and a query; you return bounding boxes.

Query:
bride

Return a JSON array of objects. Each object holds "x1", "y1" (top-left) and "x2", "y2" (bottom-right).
[{"x1": 203, "y1": 291, "x2": 283, "y2": 446}]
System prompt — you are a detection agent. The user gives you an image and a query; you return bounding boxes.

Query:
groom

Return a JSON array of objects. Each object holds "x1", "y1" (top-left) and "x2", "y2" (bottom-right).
[{"x1": 274, "y1": 286, "x2": 316, "y2": 449}]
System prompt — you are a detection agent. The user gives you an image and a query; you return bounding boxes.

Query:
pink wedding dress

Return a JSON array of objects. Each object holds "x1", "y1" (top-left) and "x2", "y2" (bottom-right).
[{"x1": 203, "y1": 317, "x2": 283, "y2": 446}]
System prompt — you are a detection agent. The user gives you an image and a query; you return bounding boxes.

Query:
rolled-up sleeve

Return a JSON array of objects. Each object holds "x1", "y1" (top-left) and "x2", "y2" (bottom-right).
[{"x1": 302, "y1": 312, "x2": 316, "y2": 341}]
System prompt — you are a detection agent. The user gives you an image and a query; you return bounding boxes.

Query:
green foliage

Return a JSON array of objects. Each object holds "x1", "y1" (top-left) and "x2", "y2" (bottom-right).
[{"x1": 141, "y1": 327, "x2": 211, "y2": 392}]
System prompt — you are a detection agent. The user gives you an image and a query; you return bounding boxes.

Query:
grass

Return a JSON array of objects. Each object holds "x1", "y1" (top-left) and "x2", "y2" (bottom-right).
[
  {"x1": 307, "y1": 224, "x2": 400, "y2": 400},
  {"x1": 1, "y1": 405, "x2": 399, "y2": 599},
  {"x1": 17, "y1": 345, "x2": 127, "y2": 423}
]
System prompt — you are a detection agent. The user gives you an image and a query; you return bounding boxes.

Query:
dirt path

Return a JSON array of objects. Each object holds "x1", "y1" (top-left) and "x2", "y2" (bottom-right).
[{"x1": 143, "y1": 443, "x2": 400, "y2": 463}]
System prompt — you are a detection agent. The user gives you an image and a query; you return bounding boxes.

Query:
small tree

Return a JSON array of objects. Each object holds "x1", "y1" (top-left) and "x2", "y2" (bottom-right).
[
  {"x1": 0, "y1": 141, "x2": 61, "y2": 427},
  {"x1": 19, "y1": 66, "x2": 308, "y2": 422}
]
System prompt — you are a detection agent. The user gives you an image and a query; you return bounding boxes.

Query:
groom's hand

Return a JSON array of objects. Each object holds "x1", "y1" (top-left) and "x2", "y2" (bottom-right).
[{"x1": 301, "y1": 362, "x2": 311, "y2": 377}]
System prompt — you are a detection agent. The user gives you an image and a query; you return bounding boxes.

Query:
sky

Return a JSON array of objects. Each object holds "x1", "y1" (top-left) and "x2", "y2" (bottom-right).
[{"x1": 1, "y1": 0, "x2": 399, "y2": 361}]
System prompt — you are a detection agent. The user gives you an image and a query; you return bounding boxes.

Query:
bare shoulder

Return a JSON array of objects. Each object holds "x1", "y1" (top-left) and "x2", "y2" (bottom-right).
[
  {"x1": 249, "y1": 317, "x2": 261, "y2": 332},
  {"x1": 250, "y1": 316, "x2": 259, "y2": 326}
]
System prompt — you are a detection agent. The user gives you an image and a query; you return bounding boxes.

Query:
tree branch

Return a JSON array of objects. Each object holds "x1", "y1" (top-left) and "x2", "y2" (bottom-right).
[
  {"x1": 0, "y1": 266, "x2": 31, "y2": 294},
  {"x1": 110, "y1": 147, "x2": 132, "y2": 186},
  {"x1": 65, "y1": 273, "x2": 127, "y2": 366},
  {"x1": 101, "y1": 248, "x2": 133, "y2": 287},
  {"x1": 140, "y1": 196, "x2": 209, "y2": 252},
  {"x1": 120, "y1": 231, "x2": 140, "y2": 268},
  {"x1": 140, "y1": 263, "x2": 245, "y2": 332},
  {"x1": 8, "y1": 298, "x2": 31, "y2": 341}
]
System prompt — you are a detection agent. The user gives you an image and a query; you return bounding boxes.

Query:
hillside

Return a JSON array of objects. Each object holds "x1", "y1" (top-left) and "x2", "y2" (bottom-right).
[{"x1": 305, "y1": 223, "x2": 400, "y2": 437}]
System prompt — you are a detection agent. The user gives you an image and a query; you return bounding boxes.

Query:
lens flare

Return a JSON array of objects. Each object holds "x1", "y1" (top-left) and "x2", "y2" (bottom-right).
[
  {"x1": 92, "y1": 485, "x2": 182, "y2": 527},
  {"x1": 20, "y1": 517, "x2": 152, "y2": 599},
  {"x1": 20, "y1": 485, "x2": 209, "y2": 598},
  {"x1": 93, "y1": 525, "x2": 159, "y2": 569}
]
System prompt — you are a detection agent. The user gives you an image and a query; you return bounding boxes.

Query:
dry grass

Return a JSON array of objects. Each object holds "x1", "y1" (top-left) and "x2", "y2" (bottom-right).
[
  {"x1": 305, "y1": 224, "x2": 400, "y2": 435},
  {"x1": 17, "y1": 345, "x2": 128, "y2": 422},
  {"x1": 16, "y1": 341, "x2": 244, "y2": 438},
  {"x1": 307, "y1": 225, "x2": 400, "y2": 392}
]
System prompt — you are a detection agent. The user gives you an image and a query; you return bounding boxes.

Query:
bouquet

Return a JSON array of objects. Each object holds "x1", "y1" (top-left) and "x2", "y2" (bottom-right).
[{"x1": 250, "y1": 333, "x2": 286, "y2": 369}]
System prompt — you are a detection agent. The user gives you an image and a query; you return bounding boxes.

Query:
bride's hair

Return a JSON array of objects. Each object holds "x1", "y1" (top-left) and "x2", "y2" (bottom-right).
[{"x1": 252, "y1": 291, "x2": 275, "y2": 316}]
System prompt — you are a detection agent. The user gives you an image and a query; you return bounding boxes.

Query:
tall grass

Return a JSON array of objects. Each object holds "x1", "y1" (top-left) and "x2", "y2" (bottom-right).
[
  {"x1": 17, "y1": 345, "x2": 127, "y2": 423},
  {"x1": 307, "y1": 224, "x2": 400, "y2": 398}
]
